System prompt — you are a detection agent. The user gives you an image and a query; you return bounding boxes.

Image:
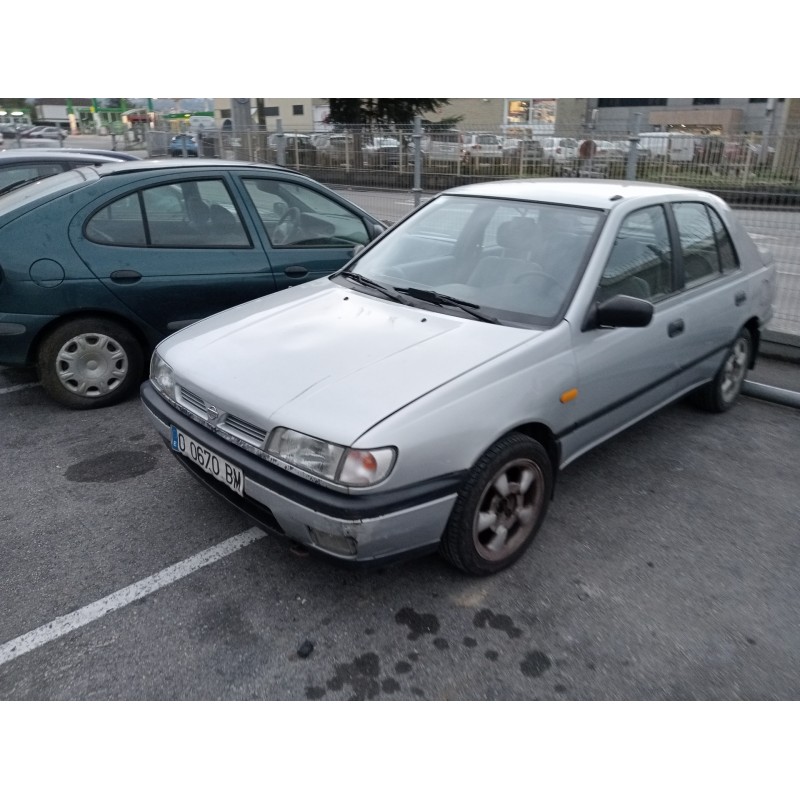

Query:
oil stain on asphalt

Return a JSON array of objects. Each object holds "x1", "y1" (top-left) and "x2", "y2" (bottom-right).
[
  {"x1": 304, "y1": 606, "x2": 553, "y2": 700},
  {"x1": 64, "y1": 449, "x2": 159, "y2": 483}
]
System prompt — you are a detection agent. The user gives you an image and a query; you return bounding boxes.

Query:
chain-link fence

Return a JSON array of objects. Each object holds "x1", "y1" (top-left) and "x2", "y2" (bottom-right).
[
  {"x1": 145, "y1": 123, "x2": 800, "y2": 348},
  {"x1": 147, "y1": 124, "x2": 800, "y2": 192}
]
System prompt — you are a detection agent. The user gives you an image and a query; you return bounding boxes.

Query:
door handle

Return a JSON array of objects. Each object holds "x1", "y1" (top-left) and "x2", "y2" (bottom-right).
[
  {"x1": 284, "y1": 265, "x2": 309, "y2": 277},
  {"x1": 110, "y1": 270, "x2": 142, "y2": 284},
  {"x1": 735, "y1": 291, "x2": 747, "y2": 306},
  {"x1": 668, "y1": 319, "x2": 685, "y2": 338}
]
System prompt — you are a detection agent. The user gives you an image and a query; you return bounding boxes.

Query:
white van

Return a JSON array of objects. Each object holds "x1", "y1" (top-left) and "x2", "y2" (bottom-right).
[{"x1": 638, "y1": 132, "x2": 697, "y2": 162}]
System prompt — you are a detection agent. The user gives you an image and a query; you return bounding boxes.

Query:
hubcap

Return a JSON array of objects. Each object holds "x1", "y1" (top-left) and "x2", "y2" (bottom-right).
[
  {"x1": 473, "y1": 457, "x2": 545, "y2": 562},
  {"x1": 720, "y1": 337, "x2": 749, "y2": 404},
  {"x1": 55, "y1": 333, "x2": 128, "y2": 398}
]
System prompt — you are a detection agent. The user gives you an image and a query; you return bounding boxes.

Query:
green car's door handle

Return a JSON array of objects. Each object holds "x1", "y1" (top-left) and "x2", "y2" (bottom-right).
[
  {"x1": 110, "y1": 270, "x2": 142, "y2": 284},
  {"x1": 284, "y1": 265, "x2": 309, "y2": 277}
]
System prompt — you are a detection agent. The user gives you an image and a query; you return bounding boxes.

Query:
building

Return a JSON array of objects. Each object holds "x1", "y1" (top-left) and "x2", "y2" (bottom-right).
[{"x1": 556, "y1": 98, "x2": 798, "y2": 138}]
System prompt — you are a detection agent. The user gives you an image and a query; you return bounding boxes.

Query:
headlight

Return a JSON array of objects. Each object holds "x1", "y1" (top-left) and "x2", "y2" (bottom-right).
[
  {"x1": 267, "y1": 427, "x2": 396, "y2": 487},
  {"x1": 150, "y1": 351, "x2": 176, "y2": 401}
]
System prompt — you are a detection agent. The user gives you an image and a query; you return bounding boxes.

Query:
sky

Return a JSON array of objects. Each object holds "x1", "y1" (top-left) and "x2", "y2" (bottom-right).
[{"x1": 6, "y1": 5, "x2": 795, "y2": 101}]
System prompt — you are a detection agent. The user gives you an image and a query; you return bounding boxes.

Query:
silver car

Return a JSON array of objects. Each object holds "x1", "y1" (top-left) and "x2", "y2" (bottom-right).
[{"x1": 141, "y1": 179, "x2": 775, "y2": 575}]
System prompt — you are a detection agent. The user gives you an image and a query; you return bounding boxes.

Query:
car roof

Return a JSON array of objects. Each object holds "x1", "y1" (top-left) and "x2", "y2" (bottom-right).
[
  {"x1": 443, "y1": 178, "x2": 722, "y2": 210},
  {"x1": 89, "y1": 158, "x2": 301, "y2": 178},
  {"x1": 0, "y1": 148, "x2": 130, "y2": 163},
  {"x1": 0, "y1": 157, "x2": 379, "y2": 222}
]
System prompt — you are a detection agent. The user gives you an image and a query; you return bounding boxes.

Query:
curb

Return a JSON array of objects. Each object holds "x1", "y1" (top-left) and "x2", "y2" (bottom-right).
[{"x1": 762, "y1": 330, "x2": 800, "y2": 365}]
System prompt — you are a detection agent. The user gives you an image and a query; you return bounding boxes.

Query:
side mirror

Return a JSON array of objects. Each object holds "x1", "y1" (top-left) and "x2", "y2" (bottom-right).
[
  {"x1": 351, "y1": 244, "x2": 365, "y2": 258},
  {"x1": 368, "y1": 221, "x2": 388, "y2": 240},
  {"x1": 593, "y1": 294, "x2": 654, "y2": 329}
]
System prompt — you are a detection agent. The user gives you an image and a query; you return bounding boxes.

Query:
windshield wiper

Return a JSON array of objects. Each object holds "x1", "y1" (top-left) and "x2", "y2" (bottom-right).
[
  {"x1": 340, "y1": 272, "x2": 412, "y2": 305},
  {"x1": 397, "y1": 287, "x2": 500, "y2": 324},
  {"x1": 0, "y1": 177, "x2": 41, "y2": 197}
]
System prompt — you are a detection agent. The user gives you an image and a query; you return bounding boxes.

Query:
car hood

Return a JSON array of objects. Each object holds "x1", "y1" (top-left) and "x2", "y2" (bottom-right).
[{"x1": 160, "y1": 280, "x2": 541, "y2": 444}]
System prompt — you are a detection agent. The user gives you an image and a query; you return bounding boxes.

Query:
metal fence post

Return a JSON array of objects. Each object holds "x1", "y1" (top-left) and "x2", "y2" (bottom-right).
[
  {"x1": 626, "y1": 112, "x2": 641, "y2": 181},
  {"x1": 412, "y1": 116, "x2": 423, "y2": 207},
  {"x1": 275, "y1": 119, "x2": 285, "y2": 167}
]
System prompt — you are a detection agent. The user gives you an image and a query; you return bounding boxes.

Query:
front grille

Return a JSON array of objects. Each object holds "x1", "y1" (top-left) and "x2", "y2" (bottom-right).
[
  {"x1": 176, "y1": 383, "x2": 268, "y2": 449},
  {"x1": 220, "y1": 415, "x2": 268, "y2": 446},
  {"x1": 177, "y1": 385, "x2": 208, "y2": 418}
]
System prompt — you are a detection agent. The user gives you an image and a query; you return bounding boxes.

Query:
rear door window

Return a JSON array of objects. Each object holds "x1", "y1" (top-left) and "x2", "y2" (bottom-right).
[
  {"x1": 672, "y1": 202, "x2": 725, "y2": 287},
  {"x1": 86, "y1": 179, "x2": 250, "y2": 248}
]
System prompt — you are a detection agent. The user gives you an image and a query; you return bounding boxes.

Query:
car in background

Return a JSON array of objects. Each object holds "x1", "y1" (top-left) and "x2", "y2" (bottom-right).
[
  {"x1": 363, "y1": 136, "x2": 402, "y2": 168},
  {"x1": 0, "y1": 123, "x2": 34, "y2": 139},
  {"x1": 419, "y1": 130, "x2": 464, "y2": 164},
  {"x1": 0, "y1": 159, "x2": 387, "y2": 409},
  {"x1": 503, "y1": 138, "x2": 545, "y2": 164},
  {"x1": 461, "y1": 132, "x2": 503, "y2": 161},
  {"x1": 141, "y1": 179, "x2": 774, "y2": 575},
  {"x1": 722, "y1": 140, "x2": 775, "y2": 165},
  {"x1": 310, "y1": 133, "x2": 354, "y2": 166},
  {"x1": 638, "y1": 132, "x2": 697, "y2": 163},
  {"x1": 0, "y1": 149, "x2": 138, "y2": 196},
  {"x1": 538, "y1": 137, "x2": 580, "y2": 168},
  {"x1": 24, "y1": 125, "x2": 68, "y2": 141},
  {"x1": 267, "y1": 133, "x2": 315, "y2": 165},
  {"x1": 168, "y1": 133, "x2": 198, "y2": 157}
]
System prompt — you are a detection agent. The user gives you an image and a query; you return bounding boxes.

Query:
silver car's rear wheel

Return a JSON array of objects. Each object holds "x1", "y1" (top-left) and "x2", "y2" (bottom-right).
[
  {"x1": 38, "y1": 318, "x2": 144, "y2": 409},
  {"x1": 691, "y1": 327, "x2": 752, "y2": 413},
  {"x1": 440, "y1": 434, "x2": 552, "y2": 575}
]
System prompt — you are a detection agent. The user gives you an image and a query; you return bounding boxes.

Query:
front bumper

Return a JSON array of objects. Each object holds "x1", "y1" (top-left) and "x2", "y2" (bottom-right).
[{"x1": 140, "y1": 381, "x2": 464, "y2": 565}]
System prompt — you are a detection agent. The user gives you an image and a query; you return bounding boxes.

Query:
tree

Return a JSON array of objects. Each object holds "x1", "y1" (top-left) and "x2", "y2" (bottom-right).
[{"x1": 326, "y1": 99, "x2": 450, "y2": 127}]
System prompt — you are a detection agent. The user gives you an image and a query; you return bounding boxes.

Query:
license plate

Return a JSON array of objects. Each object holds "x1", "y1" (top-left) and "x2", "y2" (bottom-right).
[{"x1": 171, "y1": 426, "x2": 244, "y2": 496}]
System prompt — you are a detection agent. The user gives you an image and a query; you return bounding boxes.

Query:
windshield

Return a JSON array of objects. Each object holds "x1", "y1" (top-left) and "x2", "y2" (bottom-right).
[
  {"x1": 344, "y1": 195, "x2": 604, "y2": 326},
  {"x1": 0, "y1": 167, "x2": 89, "y2": 213}
]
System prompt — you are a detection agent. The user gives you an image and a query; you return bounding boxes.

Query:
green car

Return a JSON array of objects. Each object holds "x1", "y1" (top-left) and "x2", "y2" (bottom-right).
[{"x1": 0, "y1": 159, "x2": 386, "y2": 409}]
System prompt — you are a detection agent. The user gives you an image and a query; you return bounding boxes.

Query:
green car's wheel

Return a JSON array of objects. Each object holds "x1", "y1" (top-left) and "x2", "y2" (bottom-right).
[{"x1": 38, "y1": 317, "x2": 144, "y2": 409}]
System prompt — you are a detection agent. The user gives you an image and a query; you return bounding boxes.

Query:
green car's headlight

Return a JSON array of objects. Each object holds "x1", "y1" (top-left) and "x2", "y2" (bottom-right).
[
  {"x1": 150, "y1": 351, "x2": 176, "y2": 401},
  {"x1": 267, "y1": 427, "x2": 396, "y2": 487}
]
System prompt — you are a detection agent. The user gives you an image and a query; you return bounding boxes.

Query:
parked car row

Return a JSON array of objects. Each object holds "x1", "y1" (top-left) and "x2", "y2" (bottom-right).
[
  {"x1": 0, "y1": 123, "x2": 68, "y2": 141},
  {"x1": 0, "y1": 149, "x2": 777, "y2": 578}
]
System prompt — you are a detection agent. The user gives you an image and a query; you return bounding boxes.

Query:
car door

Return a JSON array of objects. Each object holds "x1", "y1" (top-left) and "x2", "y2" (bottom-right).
[
  {"x1": 667, "y1": 200, "x2": 752, "y2": 390},
  {"x1": 71, "y1": 174, "x2": 276, "y2": 335},
  {"x1": 562, "y1": 204, "x2": 689, "y2": 462},
  {"x1": 235, "y1": 175, "x2": 373, "y2": 291}
]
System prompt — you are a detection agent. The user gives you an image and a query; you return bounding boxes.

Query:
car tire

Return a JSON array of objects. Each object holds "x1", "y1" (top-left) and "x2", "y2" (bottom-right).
[
  {"x1": 691, "y1": 327, "x2": 752, "y2": 413},
  {"x1": 37, "y1": 317, "x2": 144, "y2": 410},
  {"x1": 440, "y1": 433, "x2": 552, "y2": 576}
]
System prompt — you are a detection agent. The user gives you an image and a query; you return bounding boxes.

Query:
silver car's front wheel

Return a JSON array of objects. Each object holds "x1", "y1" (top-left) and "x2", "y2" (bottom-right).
[
  {"x1": 440, "y1": 434, "x2": 552, "y2": 575},
  {"x1": 38, "y1": 318, "x2": 144, "y2": 409}
]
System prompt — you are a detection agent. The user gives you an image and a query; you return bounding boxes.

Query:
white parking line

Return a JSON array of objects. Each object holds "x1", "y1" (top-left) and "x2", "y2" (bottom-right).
[
  {"x1": 0, "y1": 382, "x2": 39, "y2": 395},
  {"x1": 0, "y1": 527, "x2": 268, "y2": 667}
]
